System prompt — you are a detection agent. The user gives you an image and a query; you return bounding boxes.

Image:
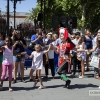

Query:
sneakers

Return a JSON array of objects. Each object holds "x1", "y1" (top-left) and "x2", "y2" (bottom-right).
[
  {"x1": 12, "y1": 80, "x2": 17, "y2": 84},
  {"x1": 21, "y1": 78, "x2": 27, "y2": 83}
]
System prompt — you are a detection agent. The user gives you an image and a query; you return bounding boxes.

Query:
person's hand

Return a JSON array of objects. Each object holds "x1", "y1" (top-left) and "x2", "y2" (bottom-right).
[
  {"x1": 14, "y1": 41, "x2": 19, "y2": 45},
  {"x1": 20, "y1": 41, "x2": 24, "y2": 45},
  {"x1": 37, "y1": 35, "x2": 42, "y2": 40},
  {"x1": 21, "y1": 52, "x2": 27, "y2": 55}
]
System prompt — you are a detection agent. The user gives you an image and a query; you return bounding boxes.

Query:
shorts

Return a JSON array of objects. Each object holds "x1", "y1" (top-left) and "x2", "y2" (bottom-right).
[
  {"x1": 13, "y1": 55, "x2": 25, "y2": 63},
  {"x1": 81, "y1": 53, "x2": 86, "y2": 60},
  {"x1": 0, "y1": 55, "x2": 3, "y2": 65}
]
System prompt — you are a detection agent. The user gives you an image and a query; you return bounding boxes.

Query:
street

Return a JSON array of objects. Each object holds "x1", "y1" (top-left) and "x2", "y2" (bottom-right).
[{"x1": 0, "y1": 68, "x2": 100, "y2": 100}]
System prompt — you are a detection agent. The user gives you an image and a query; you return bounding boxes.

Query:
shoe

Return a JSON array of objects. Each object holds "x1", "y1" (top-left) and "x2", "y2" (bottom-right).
[
  {"x1": 21, "y1": 79, "x2": 26, "y2": 83},
  {"x1": 79, "y1": 75, "x2": 84, "y2": 78},
  {"x1": 38, "y1": 86, "x2": 44, "y2": 90},
  {"x1": 71, "y1": 72, "x2": 75, "y2": 76},
  {"x1": 86, "y1": 68, "x2": 90, "y2": 71},
  {"x1": 33, "y1": 81, "x2": 38, "y2": 88},
  {"x1": 12, "y1": 80, "x2": 17, "y2": 84}
]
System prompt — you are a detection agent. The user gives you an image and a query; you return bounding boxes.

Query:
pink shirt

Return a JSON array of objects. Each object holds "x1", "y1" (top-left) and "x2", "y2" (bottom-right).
[{"x1": 2, "y1": 46, "x2": 13, "y2": 65}]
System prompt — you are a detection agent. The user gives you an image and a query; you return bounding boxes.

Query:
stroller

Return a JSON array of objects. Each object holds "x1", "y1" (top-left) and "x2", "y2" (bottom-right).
[{"x1": 57, "y1": 61, "x2": 71, "y2": 88}]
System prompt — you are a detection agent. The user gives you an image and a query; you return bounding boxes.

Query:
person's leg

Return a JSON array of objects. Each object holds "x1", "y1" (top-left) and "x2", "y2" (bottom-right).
[
  {"x1": 49, "y1": 59, "x2": 55, "y2": 78},
  {"x1": 79, "y1": 60, "x2": 85, "y2": 78},
  {"x1": 0, "y1": 55, "x2": 3, "y2": 81},
  {"x1": 20, "y1": 62, "x2": 26, "y2": 83},
  {"x1": 29, "y1": 69, "x2": 36, "y2": 82},
  {"x1": 13, "y1": 62, "x2": 18, "y2": 83},
  {"x1": 37, "y1": 69, "x2": 43, "y2": 89},
  {"x1": 86, "y1": 55, "x2": 90, "y2": 71},
  {"x1": 44, "y1": 64, "x2": 48, "y2": 77},
  {"x1": 94, "y1": 68, "x2": 100, "y2": 79},
  {"x1": 29, "y1": 69, "x2": 37, "y2": 87},
  {"x1": 77, "y1": 60, "x2": 81, "y2": 75},
  {"x1": 0, "y1": 64, "x2": 2, "y2": 81},
  {"x1": 8, "y1": 65, "x2": 13, "y2": 91},
  {"x1": 0, "y1": 64, "x2": 7, "y2": 90}
]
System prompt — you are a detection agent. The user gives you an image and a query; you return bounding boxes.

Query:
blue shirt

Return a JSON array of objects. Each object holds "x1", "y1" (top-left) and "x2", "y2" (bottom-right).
[
  {"x1": 31, "y1": 35, "x2": 41, "y2": 44},
  {"x1": 85, "y1": 37, "x2": 92, "y2": 49}
]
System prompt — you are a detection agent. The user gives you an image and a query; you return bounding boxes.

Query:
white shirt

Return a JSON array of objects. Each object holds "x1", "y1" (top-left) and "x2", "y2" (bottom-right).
[{"x1": 72, "y1": 38, "x2": 79, "y2": 45}]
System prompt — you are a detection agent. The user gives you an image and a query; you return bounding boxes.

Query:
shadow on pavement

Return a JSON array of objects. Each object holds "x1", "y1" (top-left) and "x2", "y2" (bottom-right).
[{"x1": 69, "y1": 83, "x2": 98, "y2": 89}]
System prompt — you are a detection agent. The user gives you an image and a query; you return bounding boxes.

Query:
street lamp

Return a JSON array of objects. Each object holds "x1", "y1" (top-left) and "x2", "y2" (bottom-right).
[{"x1": 11, "y1": 0, "x2": 24, "y2": 28}]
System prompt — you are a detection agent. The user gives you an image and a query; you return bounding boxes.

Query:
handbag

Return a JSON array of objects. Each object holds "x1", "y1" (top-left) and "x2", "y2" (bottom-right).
[
  {"x1": 57, "y1": 61, "x2": 68, "y2": 75},
  {"x1": 90, "y1": 56, "x2": 100, "y2": 68}
]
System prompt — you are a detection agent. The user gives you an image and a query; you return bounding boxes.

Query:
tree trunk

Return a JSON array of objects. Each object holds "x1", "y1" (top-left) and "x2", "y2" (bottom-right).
[{"x1": 81, "y1": 4, "x2": 86, "y2": 34}]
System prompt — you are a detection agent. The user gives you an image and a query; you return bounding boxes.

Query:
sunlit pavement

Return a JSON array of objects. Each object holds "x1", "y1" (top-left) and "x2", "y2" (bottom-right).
[{"x1": 0, "y1": 68, "x2": 100, "y2": 100}]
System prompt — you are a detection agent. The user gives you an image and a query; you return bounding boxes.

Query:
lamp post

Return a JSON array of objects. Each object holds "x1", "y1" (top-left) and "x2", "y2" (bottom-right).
[{"x1": 11, "y1": 0, "x2": 24, "y2": 28}]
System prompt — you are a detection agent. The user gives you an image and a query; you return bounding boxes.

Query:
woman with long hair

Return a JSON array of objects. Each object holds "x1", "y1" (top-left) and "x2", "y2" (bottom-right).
[{"x1": 13, "y1": 30, "x2": 27, "y2": 83}]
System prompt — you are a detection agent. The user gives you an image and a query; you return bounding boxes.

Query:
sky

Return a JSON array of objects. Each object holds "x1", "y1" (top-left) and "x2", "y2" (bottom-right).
[{"x1": 0, "y1": 0, "x2": 37, "y2": 12}]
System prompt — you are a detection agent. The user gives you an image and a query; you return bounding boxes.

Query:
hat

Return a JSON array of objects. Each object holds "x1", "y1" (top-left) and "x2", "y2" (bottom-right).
[{"x1": 47, "y1": 32, "x2": 52, "y2": 35}]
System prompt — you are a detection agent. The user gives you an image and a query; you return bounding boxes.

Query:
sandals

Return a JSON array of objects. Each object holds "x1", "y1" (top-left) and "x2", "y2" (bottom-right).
[{"x1": 38, "y1": 86, "x2": 44, "y2": 90}]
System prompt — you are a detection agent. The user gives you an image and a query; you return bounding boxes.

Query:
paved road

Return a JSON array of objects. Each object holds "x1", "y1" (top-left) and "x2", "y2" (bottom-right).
[{"x1": 0, "y1": 68, "x2": 100, "y2": 100}]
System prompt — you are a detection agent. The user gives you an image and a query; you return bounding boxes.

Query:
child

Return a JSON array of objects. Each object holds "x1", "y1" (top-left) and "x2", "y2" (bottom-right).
[
  {"x1": 0, "y1": 32, "x2": 5, "y2": 82},
  {"x1": 53, "y1": 34, "x2": 75, "y2": 88},
  {"x1": 0, "y1": 37, "x2": 13, "y2": 92},
  {"x1": 76, "y1": 35, "x2": 86, "y2": 78},
  {"x1": 26, "y1": 44, "x2": 52, "y2": 89}
]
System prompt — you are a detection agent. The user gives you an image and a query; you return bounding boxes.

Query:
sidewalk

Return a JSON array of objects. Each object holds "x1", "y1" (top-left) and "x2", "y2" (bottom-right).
[{"x1": 0, "y1": 68, "x2": 100, "y2": 100}]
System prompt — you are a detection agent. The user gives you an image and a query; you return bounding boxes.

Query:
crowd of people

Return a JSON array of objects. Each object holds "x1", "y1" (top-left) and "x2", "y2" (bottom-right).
[{"x1": 0, "y1": 27, "x2": 100, "y2": 92}]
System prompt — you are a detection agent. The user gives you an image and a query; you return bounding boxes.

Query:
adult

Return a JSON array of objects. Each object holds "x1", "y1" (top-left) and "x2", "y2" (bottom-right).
[
  {"x1": 13, "y1": 30, "x2": 27, "y2": 83},
  {"x1": 0, "y1": 32, "x2": 5, "y2": 82},
  {"x1": 71, "y1": 32, "x2": 81, "y2": 75},
  {"x1": 85, "y1": 29, "x2": 92, "y2": 71},
  {"x1": 31, "y1": 28, "x2": 44, "y2": 46}
]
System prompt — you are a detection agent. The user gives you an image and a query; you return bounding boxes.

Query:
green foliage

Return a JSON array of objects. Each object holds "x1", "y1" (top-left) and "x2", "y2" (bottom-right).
[{"x1": 27, "y1": 0, "x2": 100, "y2": 32}]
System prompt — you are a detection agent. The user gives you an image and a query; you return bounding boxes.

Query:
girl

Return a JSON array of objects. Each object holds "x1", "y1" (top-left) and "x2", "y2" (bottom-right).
[
  {"x1": 0, "y1": 32, "x2": 5, "y2": 82},
  {"x1": 85, "y1": 29, "x2": 92, "y2": 71},
  {"x1": 77, "y1": 35, "x2": 86, "y2": 78},
  {"x1": 26, "y1": 44, "x2": 52, "y2": 89},
  {"x1": 0, "y1": 37, "x2": 13, "y2": 92}
]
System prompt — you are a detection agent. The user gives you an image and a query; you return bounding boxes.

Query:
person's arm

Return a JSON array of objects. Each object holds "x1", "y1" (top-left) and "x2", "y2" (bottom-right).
[
  {"x1": 13, "y1": 41, "x2": 18, "y2": 49},
  {"x1": 90, "y1": 44, "x2": 97, "y2": 52},
  {"x1": 43, "y1": 44, "x2": 52, "y2": 53},
  {"x1": 54, "y1": 46, "x2": 59, "y2": 54},
  {"x1": 26, "y1": 52, "x2": 34, "y2": 59},
  {"x1": 31, "y1": 35, "x2": 41, "y2": 44},
  {"x1": 20, "y1": 40, "x2": 27, "y2": 49}
]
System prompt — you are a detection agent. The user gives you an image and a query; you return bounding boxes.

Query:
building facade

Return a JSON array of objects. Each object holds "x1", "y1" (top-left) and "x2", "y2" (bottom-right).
[{"x1": 1, "y1": 11, "x2": 31, "y2": 28}]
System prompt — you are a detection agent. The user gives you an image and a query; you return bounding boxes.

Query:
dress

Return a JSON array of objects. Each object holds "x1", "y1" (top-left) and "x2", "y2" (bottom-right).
[
  {"x1": 31, "y1": 51, "x2": 43, "y2": 70},
  {"x1": 58, "y1": 42, "x2": 75, "y2": 67}
]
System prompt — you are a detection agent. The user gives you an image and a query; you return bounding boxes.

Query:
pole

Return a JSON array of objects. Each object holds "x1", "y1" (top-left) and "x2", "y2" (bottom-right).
[
  {"x1": 14, "y1": 0, "x2": 16, "y2": 28},
  {"x1": 7, "y1": 0, "x2": 9, "y2": 36},
  {"x1": 40, "y1": 0, "x2": 42, "y2": 28},
  {"x1": 43, "y1": 0, "x2": 45, "y2": 29}
]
